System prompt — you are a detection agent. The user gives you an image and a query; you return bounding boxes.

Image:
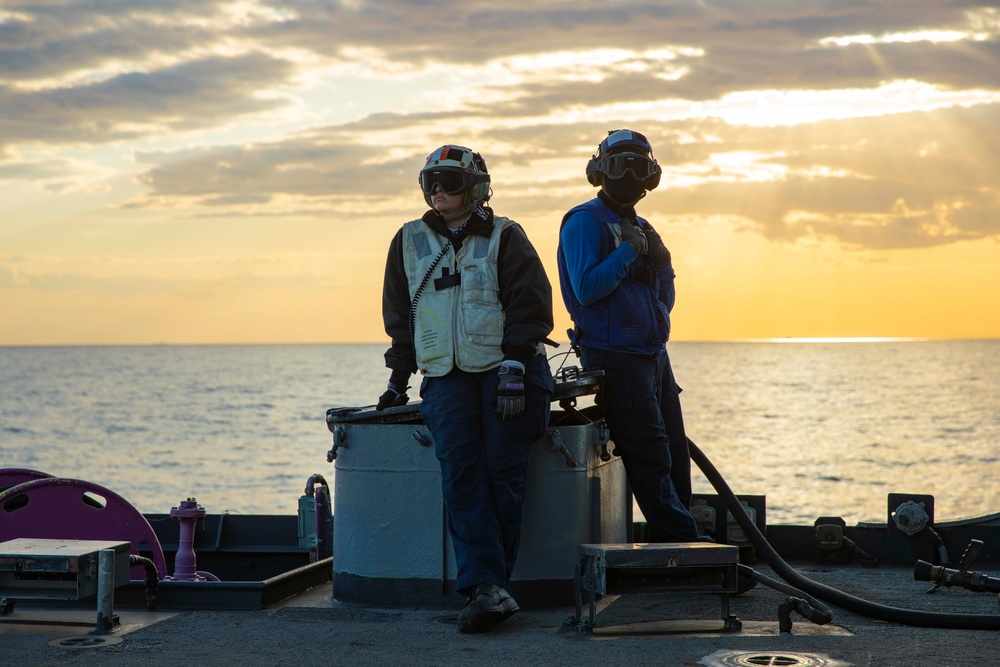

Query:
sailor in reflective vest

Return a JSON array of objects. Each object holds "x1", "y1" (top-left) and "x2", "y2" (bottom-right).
[{"x1": 379, "y1": 145, "x2": 554, "y2": 633}]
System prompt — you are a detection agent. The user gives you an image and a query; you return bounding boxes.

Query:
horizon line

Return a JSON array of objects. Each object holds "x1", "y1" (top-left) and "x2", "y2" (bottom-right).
[{"x1": 2, "y1": 336, "x2": 999, "y2": 348}]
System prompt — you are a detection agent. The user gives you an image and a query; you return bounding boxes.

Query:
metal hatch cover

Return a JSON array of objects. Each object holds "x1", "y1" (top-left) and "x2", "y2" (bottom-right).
[
  {"x1": 326, "y1": 404, "x2": 423, "y2": 426},
  {"x1": 699, "y1": 650, "x2": 852, "y2": 667}
]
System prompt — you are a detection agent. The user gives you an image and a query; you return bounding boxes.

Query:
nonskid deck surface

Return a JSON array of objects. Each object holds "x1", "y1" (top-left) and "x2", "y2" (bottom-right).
[{"x1": 2, "y1": 565, "x2": 998, "y2": 667}]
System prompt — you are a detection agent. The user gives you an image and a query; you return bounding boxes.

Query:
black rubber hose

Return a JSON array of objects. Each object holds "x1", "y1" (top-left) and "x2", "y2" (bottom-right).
[
  {"x1": 738, "y1": 563, "x2": 833, "y2": 625},
  {"x1": 688, "y1": 438, "x2": 1000, "y2": 630},
  {"x1": 305, "y1": 473, "x2": 329, "y2": 497},
  {"x1": 129, "y1": 555, "x2": 159, "y2": 611}
]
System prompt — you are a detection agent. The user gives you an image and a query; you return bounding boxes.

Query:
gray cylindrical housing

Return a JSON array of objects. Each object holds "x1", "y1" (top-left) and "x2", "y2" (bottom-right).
[{"x1": 332, "y1": 417, "x2": 626, "y2": 608}]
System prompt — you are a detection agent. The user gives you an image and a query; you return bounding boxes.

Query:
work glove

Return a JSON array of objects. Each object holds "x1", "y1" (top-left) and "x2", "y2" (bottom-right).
[
  {"x1": 376, "y1": 381, "x2": 409, "y2": 410},
  {"x1": 619, "y1": 219, "x2": 647, "y2": 257},
  {"x1": 644, "y1": 226, "x2": 672, "y2": 266},
  {"x1": 495, "y1": 360, "x2": 526, "y2": 421}
]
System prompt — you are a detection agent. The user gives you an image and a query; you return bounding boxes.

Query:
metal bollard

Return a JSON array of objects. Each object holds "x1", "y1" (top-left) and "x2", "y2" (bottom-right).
[{"x1": 96, "y1": 549, "x2": 115, "y2": 633}]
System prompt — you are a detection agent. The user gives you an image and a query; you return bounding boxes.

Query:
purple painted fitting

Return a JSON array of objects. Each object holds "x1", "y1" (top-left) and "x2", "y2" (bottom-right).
[{"x1": 169, "y1": 497, "x2": 207, "y2": 581}]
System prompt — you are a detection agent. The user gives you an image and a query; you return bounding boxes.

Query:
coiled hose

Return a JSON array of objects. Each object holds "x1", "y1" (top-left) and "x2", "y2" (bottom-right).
[{"x1": 688, "y1": 438, "x2": 1000, "y2": 630}]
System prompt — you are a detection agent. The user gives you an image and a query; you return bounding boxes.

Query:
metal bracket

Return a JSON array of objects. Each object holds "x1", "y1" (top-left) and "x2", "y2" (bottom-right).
[
  {"x1": 593, "y1": 423, "x2": 612, "y2": 462},
  {"x1": 550, "y1": 430, "x2": 577, "y2": 468},
  {"x1": 327, "y1": 425, "x2": 349, "y2": 462}
]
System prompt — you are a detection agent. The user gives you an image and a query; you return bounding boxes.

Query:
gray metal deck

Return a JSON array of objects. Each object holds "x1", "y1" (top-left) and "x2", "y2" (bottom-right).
[{"x1": 2, "y1": 563, "x2": 998, "y2": 666}]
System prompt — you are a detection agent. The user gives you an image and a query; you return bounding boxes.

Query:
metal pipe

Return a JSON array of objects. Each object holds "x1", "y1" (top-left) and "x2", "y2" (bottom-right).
[
  {"x1": 96, "y1": 549, "x2": 115, "y2": 633},
  {"x1": 129, "y1": 555, "x2": 159, "y2": 611},
  {"x1": 305, "y1": 474, "x2": 329, "y2": 497}
]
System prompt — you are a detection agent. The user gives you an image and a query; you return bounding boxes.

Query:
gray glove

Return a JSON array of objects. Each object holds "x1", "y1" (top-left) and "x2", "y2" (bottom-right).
[
  {"x1": 495, "y1": 360, "x2": 526, "y2": 421},
  {"x1": 619, "y1": 220, "x2": 647, "y2": 256},
  {"x1": 644, "y1": 226, "x2": 672, "y2": 266}
]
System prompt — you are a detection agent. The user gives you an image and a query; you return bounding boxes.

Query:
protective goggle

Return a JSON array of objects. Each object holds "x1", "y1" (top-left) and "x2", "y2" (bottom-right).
[
  {"x1": 419, "y1": 169, "x2": 485, "y2": 195},
  {"x1": 593, "y1": 152, "x2": 660, "y2": 180}
]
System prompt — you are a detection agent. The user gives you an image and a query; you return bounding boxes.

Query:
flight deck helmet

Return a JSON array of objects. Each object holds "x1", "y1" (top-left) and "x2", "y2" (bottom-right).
[
  {"x1": 585, "y1": 129, "x2": 662, "y2": 191},
  {"x1": 418, "y1": 145, "x2": 491, "y2": 208}
]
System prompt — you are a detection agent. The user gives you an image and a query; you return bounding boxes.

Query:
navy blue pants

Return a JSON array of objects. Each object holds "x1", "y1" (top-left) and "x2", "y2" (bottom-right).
[
  {"x1": 419, "y1": 356, "x2": 552, "y2": 594},
  {"x1": 581, "y1": 346, "x2": 701, "y2": 542},
  {"x1": 659, "y1": 351, "x2": 692, "y2": 507}
]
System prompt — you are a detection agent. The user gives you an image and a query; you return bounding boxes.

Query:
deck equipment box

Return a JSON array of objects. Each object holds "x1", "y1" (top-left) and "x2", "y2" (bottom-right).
[{"x1": 327, "y1": 403, "x2": 627, "y2": 608}]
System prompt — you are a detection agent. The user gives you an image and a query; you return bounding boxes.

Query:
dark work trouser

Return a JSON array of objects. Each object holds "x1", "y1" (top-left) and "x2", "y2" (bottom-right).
[
  {"x1": 581, "y1": 346, "x2": 701, "y2": 542},
  {"x1": 419, "y1": 356, "x2": 552, "y2": 595},
  {"x1": 659, "y1": 348, "x2": 692, "y2": 508}
]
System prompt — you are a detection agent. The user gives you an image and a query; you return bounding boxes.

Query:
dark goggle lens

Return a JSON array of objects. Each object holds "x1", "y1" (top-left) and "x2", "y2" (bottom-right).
[
  {"x1": 603, "y1": 153, "x2": 655, "y2": 179},
  {"x1": 419, "y1": 170, "x2": 467, "y2": 194}
]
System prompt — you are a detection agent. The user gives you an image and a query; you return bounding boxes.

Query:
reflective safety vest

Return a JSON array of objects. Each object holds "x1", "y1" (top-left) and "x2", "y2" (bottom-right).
[
  {"x1": 402, "y1": 216, "x2": 515, "y2": 376},
  {"x1": 557, "y1": 198, "x2": 669, "y2": 355}
]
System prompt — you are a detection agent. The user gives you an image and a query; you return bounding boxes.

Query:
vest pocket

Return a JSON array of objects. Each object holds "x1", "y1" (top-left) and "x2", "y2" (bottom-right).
[
  {"x1": 414, "y1": 291, "x2": 451, "y2": 367},
  {"x1": 461, "y1": 301, "x2": 504, "y2": 346}
]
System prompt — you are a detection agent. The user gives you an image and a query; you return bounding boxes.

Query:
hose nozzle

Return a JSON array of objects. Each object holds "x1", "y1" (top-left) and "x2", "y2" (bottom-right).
[{"x1": 915, "y1": 540, "x2": 1000, "y2": 595}]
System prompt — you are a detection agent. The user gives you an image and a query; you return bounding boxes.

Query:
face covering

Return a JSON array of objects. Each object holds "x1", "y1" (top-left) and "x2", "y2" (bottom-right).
[{"x1": 603, "y1": 176, "x2": 646, "y2": 206}]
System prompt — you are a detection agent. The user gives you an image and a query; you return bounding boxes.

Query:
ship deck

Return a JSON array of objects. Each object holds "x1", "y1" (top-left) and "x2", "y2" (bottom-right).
[{"x1": 3, "y1": 562, "x2": 998, "y2": 667}]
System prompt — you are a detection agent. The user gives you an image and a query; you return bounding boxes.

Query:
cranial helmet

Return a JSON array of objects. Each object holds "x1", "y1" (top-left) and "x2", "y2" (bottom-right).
[
  {"x1": 585, "y1": 129, "x2": 661, "y2": 191},
  {"x1": 419, "y1": 145, "x2": 491, "y2": 208}
]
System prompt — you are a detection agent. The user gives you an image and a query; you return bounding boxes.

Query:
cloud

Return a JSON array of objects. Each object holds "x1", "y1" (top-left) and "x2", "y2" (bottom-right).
[
  {"x1": 132, "y1": 129, "x2": 413, "y2": 203},
  {"x1": 2, "y1": 0, "x2": 999, "y2": 251},
  {"x1": 0, "y1": 263, "x2": 18, "y2": 287},
  {"x1": 0, "y1": 157, "x2": 77, "y2": 180},
  {"x1": 126, "y1": 100, "x2": 1000, "y2": 250},
  {"x1": 240, "y1": 2, "x2": 1000, "y2": 97},
  {"x1": 0, "y1": 0, "x2": 232, "y2": 82},
  {"x1": 643, "y1": 104, "x2": 1000, "y2": 249},
  {"x1": 0, "y1": 53, "x2": 297, "y2": 150}
]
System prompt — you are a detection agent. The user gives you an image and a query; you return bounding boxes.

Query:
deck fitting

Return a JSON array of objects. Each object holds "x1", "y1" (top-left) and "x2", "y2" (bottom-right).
[{"x1": 699, "y1": 649, "x2": 850, "y2": 667}]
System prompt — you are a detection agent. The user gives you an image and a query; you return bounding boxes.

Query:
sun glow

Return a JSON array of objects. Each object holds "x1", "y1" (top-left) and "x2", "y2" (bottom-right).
[
  {"x1": 708, "y1": 81, "x2": 1000, "y2": 127},
  {"x1": 751, "y1": 337, "x2": 928, "y2": 343}
]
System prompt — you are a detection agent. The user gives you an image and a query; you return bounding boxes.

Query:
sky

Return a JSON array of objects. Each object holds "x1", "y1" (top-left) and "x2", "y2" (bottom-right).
[{"x1": 1, "y1": 0, "x2": 999, "y2": 346}]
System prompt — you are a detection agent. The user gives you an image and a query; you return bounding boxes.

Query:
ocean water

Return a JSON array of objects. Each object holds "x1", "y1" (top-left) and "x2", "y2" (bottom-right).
[{"x1": 1, "y1": 340, "x2": 997, "y2": 525}]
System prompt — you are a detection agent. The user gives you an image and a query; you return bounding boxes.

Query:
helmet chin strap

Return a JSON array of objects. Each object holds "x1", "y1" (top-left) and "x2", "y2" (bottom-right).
[
  {"x1": 441, "y1": 190, "x2": 483, "y2": 227},
  {"x1": 441, "y1": 203, "x2": 472, "y2": 226}
]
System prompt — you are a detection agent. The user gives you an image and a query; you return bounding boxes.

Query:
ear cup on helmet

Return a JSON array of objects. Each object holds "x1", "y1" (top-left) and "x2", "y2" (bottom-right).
[
  {"x1": 469, "y1": 151, "x2": 490, "y2": 201},
  {"x1": 586, "y1": 156, "x2": 602, "y2": 187},
  {"x1": 645, "y1": 165, "x2": 661, "y2": 191}
]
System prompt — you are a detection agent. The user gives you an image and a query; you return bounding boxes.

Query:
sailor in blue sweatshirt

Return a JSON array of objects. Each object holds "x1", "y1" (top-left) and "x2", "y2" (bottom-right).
[{"x1": 557, "y1": 129, "x2": 702, "y2": 542}]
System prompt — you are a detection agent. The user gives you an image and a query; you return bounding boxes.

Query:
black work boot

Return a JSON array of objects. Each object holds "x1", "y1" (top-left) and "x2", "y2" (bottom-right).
[{"x1": 456, "y1": 583, "x2": 519, "y2": 633}]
